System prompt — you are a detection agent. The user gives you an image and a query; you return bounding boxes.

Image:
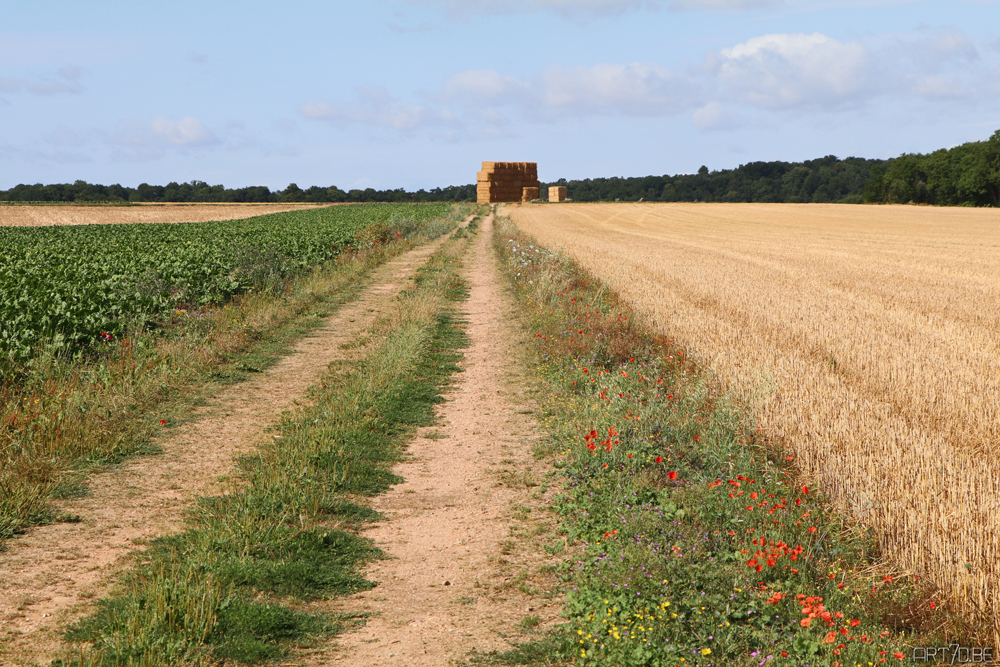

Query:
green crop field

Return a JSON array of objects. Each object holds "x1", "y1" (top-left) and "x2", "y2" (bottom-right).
[{"x1": 0, "y1": 203, "x2": 449, "y2": 363}]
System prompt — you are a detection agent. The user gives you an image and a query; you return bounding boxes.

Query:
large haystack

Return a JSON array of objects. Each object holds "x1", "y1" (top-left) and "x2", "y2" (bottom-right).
[
  {"x1": 476, "y1": 162, "x2": 541, "y2": 204},
  {"x1": 548, "y1": 186, "x2": 567, "y2": 202}
]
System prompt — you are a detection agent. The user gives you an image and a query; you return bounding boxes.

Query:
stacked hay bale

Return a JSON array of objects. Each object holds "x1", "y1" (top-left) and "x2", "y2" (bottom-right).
[
  {"x1": 548, "y1": 186, "x2": 567, "y2": 202},
  {"x1": 476, "y1": 162, "x2": 540, "y2": 203}
]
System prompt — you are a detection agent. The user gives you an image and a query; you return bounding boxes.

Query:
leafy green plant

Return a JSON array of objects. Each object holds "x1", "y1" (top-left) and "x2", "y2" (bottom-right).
[{"x1": 0, "y1": 204, "x2": 450, "y2": 365}]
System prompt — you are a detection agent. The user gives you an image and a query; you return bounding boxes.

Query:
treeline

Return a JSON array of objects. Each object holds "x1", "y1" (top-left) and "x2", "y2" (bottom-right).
[
  {"x1": 5, "y1": 131, "x2": 998, "y2": 207},
  {"x1": 0, "y1": 180, "x2": 476, "y2": 204},
  {"x1": 545, "y1": 155, "x2": 884, "y2": 204},
  {"x1": 863, "y1": 130, "x2": 1000, "y2": 206}
]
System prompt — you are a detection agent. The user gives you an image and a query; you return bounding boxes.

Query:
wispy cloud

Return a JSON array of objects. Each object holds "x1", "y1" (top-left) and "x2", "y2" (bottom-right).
[
  {"x1": 103, "y1": 115, "x2": 220, "y2": 161},
  {"x1": 0, "y1": 66, "x2": 84, "y2": 96},
  {"x1": 396, "y1": 0, "x2": 924, "y2": 17},
  {"x1": 692, "y1": 102, "x2": 742, "y2": 131},
  {"x1": 301, "y1": 86, "x2": 461, "y2": 132},
  {"x1": 302, "y1": 26, "x2": 996, "y2": 139},
  {"x1": 151, "y1": 116, "x2": 218, "y2": 147},
  {"x1": 439, "y1": 63, "x2": 698, "y2": 118}
]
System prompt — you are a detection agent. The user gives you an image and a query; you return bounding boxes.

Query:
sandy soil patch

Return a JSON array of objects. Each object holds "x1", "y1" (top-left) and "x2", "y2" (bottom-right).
[
  {"x1": 0, "y1": 238, "x2": 450, "y2": 666},
  {"x1": 0, "y1": 203, "x2": 333, "y2": 227},
  {"x1": 315, "y1": 212, "x2": 561, "y2": 666}
]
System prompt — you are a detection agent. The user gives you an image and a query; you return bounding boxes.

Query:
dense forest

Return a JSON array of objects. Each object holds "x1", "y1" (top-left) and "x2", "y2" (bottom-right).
[
  {"x1": 545, "y1": 155, "x2": 882, "y2": 204},
  {"x1": 2, "y1": 131, "x2": 997, "y2": 206},
  {"x1": 862, "y1": 130, "x2": 1000, "y2": 206},
  {"x1": 0, "y1": 180, "x2": 475, "y2": 204}
]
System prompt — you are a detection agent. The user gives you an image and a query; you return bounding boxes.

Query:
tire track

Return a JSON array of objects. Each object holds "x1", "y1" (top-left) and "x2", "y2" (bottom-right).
[{"x1": 0, "y1": 236, "x2": 452, "y2": 666}]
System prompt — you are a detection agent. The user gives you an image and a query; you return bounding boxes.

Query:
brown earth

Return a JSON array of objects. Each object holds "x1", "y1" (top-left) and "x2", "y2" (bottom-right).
[
  {"x1": 0, "y1": 236, "x2": 451, "y2": 666},
  {"x1": 310, "y1": 212, "x2": 562, "y2": 666},
  {"x1": 0, "y1": 203, "x2": 333, "y2": 227}
]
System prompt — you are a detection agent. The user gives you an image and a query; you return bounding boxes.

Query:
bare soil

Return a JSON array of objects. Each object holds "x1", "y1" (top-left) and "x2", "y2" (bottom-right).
[
  {"x1": 0, "y1": 238, "x2": 450, "y2": 665},
  {"x1": 311, "y1": 212, "x2": 562, "y2": 666},
  {"x1": 0, "y1": 203, "x2": 332, "y2": 227}
]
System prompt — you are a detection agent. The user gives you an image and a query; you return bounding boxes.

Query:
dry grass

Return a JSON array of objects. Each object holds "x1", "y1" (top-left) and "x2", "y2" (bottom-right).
[
  {"x1": 506, "y1": 201, "x2": 1000, "y2": 640},
  {"x1": 0, "y1": 202, "x2": 335, "y2": 227}
]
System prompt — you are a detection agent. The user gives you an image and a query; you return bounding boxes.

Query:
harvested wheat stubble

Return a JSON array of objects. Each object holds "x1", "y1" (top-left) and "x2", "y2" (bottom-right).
[
  {"x1": 0, "y1": 203, "x2": 332, "y2": 227},
  {"x1": 506, "y1": 201, "x2": 1000, "y2": 641}
]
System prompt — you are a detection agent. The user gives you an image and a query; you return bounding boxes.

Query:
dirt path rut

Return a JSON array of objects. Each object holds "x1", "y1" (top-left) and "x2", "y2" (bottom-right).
[
  {"x1": 318, "y1": 213, "x2": 559, "y2": 666},
  {"x1": 0, "y1": 238, "x2": 450, "y2": 666}
]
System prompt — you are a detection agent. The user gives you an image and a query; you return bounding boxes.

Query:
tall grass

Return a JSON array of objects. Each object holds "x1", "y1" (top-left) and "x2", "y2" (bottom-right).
[{"x1": 506, "y1": 201, "x2": 1000, "y2": 641}]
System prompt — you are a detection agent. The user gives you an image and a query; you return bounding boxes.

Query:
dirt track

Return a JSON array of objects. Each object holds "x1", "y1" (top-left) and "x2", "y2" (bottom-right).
[
  {"x1": 0, "y1": 237, "x2": 449, "y2": 665},
  {"x1": 315, "y1": 212, "x2": 559, "y2": 665},
  {"x1": 0, "y1": 214, "x2": 559, "y2": 666}
]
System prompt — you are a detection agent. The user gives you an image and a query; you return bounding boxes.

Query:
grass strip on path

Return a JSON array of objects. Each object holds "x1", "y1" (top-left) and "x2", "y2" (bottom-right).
[
  {"x1": 57, "y1": 222, "x2": 476, "y2": 665},
  {"x1": 0, "y1": 206, "x2": 469, "y2": 548},
  {"x1": 482, "y1": 212, "x2": 969, "y2": 667}
]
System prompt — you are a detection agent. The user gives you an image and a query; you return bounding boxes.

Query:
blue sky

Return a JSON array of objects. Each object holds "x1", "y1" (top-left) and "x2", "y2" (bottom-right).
[{"x1": 2, "y1": 0, "x2": 998, "y2": 191}]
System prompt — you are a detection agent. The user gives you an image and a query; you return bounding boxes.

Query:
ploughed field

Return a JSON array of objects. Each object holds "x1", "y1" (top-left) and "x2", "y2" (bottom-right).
[
  {"x1": 507, "y1": 201, "x2": 1000, "y2": 634},
  {"x1": 0, "y1": 202, "x2": 331, "y2": 227}
]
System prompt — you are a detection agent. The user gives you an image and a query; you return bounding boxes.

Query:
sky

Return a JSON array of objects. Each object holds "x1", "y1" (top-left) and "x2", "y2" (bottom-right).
[{"x1": 1, "y1": 0, "x2": 998, "y2": 191}]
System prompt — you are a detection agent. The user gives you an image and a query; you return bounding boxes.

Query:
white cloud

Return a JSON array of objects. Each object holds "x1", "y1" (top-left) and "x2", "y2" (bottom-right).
[
  {"x1": 716, "y1": 33, "x2": 869, "y2": 109},
  {"x1": 301, "y1": 86, "x2": 460, "y2": 132},
  {"x1": 151, "y1": 116, "x2": 218, "y2": 146},
  {"x1": 442, "y1": 69, "x2": 526, "y2": 104},
  {"x1": 103, "y1": 115, "x2": 219, "y2": 161},
  {"x1": 539, "y1": 63, "x2": 696, "y2": 115},
  {"x1": 692, "y1": 102, "x2": 742, "y2": 131},
  {"x1": 301, "y1": 26, "x2": 994, "y2": 139},
  {"x1": 439, "y1": 63, "x2": 697, "y2": 119}
]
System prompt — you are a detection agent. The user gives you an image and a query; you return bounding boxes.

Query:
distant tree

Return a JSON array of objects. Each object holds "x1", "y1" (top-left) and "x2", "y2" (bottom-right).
[{"x1": 279, "y1": 183, "x2": 305, "y2": 202}]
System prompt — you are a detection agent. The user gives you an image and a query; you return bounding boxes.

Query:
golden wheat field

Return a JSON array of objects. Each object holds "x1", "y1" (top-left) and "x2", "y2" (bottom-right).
[
  {"x1": 0, "y1": 202, "x2": 333, "y2": 227},
  {"x1": 507, "y1": 201, "x2": 1000, "y2": 634}
]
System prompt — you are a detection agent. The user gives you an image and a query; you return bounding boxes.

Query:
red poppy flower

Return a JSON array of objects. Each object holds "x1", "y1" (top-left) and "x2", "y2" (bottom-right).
[
  {"x1": 160, "y1": 419, "x2": 166, "y2": 425},
  {"x1": 667, "y1": 470, "x2": 677, "y2": 480},
  {"x1": 655, "y1": 456, "x2": 663, "y2": 463}
]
